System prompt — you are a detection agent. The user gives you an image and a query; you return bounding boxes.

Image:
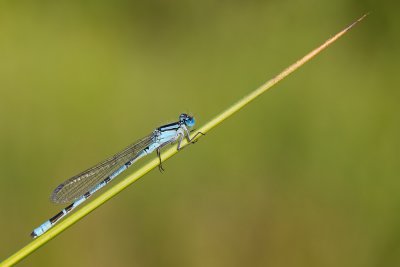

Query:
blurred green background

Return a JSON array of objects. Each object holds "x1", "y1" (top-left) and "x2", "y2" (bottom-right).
[{"x1": 1, "y1": 1, "x2": 399, "y2": 266}]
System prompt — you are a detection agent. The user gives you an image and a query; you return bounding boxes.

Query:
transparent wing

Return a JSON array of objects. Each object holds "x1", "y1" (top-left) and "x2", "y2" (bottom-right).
[{"x1": 50, "y1": 133, "x2": 155, "y2": 204}]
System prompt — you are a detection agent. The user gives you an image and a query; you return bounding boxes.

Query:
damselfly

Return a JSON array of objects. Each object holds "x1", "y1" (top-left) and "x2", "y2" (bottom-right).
[{"x1": 31, "y1": 113, "x2": 203, "y2": 238}]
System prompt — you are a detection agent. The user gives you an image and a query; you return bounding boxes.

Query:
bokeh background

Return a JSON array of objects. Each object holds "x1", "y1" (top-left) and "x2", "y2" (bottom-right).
[{"x1": 1, "y1": 1, "x2": 399, "y2": 266}]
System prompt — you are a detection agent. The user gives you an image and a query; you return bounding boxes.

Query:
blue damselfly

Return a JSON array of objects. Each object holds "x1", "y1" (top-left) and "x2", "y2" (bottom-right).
[{"x1": 31, "y1": 113, "x2": 203, "y2": 238}]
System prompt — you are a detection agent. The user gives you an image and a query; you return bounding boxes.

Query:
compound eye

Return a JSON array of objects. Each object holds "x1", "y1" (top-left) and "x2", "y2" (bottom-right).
[{"x1": 186, "y1": 117, "x2": 195, "y2": 127}]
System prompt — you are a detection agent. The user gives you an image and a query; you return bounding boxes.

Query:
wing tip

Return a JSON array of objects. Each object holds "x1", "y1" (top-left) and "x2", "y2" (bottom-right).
[{"x1": 50, "y1": 183, "x2": 66, "y2": 204}]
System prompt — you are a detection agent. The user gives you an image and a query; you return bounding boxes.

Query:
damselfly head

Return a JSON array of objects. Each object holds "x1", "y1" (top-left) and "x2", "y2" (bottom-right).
[{"x1": 179, "y1": 113, "x2": 195, "y2": 127}]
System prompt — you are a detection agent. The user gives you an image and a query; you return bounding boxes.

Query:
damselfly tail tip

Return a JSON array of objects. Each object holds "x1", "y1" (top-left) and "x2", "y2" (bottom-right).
[{"x1": 30, "y1": 231, "x2": 38, "y2": 239}]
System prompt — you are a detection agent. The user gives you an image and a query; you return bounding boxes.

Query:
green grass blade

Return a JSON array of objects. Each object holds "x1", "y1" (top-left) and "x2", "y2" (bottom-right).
[{"x1": 0, "y1": 13, "x2": 367, "y2": 267}]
